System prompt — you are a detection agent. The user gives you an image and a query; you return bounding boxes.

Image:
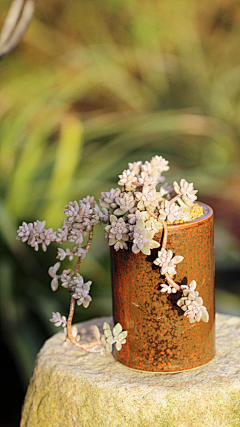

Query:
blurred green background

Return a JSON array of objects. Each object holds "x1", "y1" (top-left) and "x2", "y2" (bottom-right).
[{"x1": 0, "y1": 0, "x2": 240, "y2": 424}]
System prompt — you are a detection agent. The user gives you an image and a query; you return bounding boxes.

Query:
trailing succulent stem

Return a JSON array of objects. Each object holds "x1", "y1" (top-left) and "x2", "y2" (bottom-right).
[
  {"x1": 148, "y1": 209, "x2": 208, "y2": 322},
  {"x1": 16, "y1": 155, "x2": 209, "y2": 356}
]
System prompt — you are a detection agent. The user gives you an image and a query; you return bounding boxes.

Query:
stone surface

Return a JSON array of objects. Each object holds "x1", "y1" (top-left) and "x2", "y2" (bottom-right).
[{"x1": 21, "y1": 313, "x2": 240, "y2": 427}]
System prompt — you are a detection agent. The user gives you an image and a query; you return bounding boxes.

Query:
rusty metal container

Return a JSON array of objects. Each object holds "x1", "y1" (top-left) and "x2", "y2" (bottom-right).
[{"x1": 111, "y1": 202, "x2": 215, "y2": 372}]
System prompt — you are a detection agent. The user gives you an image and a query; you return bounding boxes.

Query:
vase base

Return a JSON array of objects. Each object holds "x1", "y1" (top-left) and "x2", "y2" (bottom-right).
[{"x1": 114, "y1": 354, "x2": 215, "y2": 374}]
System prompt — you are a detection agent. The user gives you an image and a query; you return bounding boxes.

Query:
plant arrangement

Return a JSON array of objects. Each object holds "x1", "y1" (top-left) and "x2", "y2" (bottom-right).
[{"x1": 16, "y1": 155, "x2": 209, "y2": 356}]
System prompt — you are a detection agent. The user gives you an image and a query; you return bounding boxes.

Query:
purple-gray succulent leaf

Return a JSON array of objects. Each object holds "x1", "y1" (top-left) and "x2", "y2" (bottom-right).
[
  {"x1": 201, "y1": 306, "x2": 209, "y2": 322},
  {"x1": 113, "y1": 323, "x2": 122, "y2": 336},
  {"x1": 115, "y1": 342, "x2": 122, "y2": 351},
  {"x1": 117, "y1": 331, "x2": 128, "y2": 341},
  {"x1": 51, "y1": 277, "x2": 59, "y2": 291},
  {"x1": 50, "y1": 312, "x2": 67, "y2": 327},
  {"x1": 48, "y1": 262, "x2": 61, "y2": 278},
  {"x1": 92, "y1": 325, "x2": 101, "y2": 341}
]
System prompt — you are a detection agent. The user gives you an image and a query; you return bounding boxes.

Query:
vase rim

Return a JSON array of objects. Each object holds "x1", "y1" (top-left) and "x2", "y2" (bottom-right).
[{"x1": 166, "y1": 202, "x2": 213, "y2": 230}]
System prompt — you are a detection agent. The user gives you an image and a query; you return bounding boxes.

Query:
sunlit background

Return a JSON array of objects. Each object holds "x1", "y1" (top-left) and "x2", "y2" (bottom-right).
[{"x1": 1, "y1": 0, "x2": 240, "y2": 424}]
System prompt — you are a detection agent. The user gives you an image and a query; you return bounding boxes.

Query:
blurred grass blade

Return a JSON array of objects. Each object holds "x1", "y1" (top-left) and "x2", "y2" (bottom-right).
[
  {"x1": 6, "y1": 129, "x2": 46, "y2": 216},
  {"x1": 0, "y1": 199, "x2": 18, "y2": 249},
  {"x1": 44, "y1": 115, "x2": 84, "y2": 226}
]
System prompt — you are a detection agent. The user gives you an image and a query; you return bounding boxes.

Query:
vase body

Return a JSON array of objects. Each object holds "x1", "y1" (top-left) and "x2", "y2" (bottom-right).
[{"x1": 111, "y1": 203, "x2": 215, "y2": 372}]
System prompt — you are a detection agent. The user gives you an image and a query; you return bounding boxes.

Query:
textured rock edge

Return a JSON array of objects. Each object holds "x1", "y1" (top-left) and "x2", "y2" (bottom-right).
[{"x1": 21, "y1": 313, "x2": 240, "y2": 427}]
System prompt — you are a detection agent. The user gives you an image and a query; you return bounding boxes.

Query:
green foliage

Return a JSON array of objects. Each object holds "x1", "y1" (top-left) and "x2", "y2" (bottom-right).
[{"x1": 0, "y1": 0, "x2": 240, "y2": 386}]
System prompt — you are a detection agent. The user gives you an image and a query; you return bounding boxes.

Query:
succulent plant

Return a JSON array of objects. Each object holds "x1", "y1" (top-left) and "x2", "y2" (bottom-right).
[
  {"x1": 132, "y1": 219, "x2": 160, "y2": 255},
  {"x1": 153, "y1": 248, "x2": 184, "y2": 278},
  {"x1": 135, "y1": 184, "x2": 161, "y2": 211},
  {"x1": 104, "y1": 215, "x2": 129, "y2": 250},
  {"x1": 112, "y1": 323, "x2": 128, "y2": 351},
  {"x1": 173, "y1": 179, "x2": 198, "y2": 207},
  {"x1": 177, "y1": 281, "x2": 209, "y2": 323},
  {"x1": 50, "y1": 312, "x2": 67, "y2": 327},
  {"x1": 16, "y1": 154, "x2": 208, "y2": 356},
  {"x1": 99, "y1": 188, "x2": 121, "y2": 212},
  {"x1": 118, "y1": 169, "x2": 138, "y2": 191},
  {"x1": 114, "y1": 192, "x2": 136, "y2": 216},
  {"x1": 101, "y1": 322, "x2": 128, "y2": 352}
]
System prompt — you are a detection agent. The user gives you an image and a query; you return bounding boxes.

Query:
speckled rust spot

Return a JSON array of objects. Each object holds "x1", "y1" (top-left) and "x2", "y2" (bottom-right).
[{"x1": 111, "y1": 203, "x2": 215, "y2": 372}]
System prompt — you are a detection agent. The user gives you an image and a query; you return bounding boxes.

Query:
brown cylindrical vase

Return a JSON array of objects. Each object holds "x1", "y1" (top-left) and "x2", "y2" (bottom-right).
[{"x1": 111, "y1": 203, "x2": 215, "y2": 372}]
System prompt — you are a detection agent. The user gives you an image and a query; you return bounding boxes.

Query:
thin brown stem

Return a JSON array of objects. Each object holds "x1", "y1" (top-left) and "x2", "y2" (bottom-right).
[
  {"x1": 146, "y1": 208, "x2": 168, "y2": 250},
  {"x1": 160, "y1": 220, "x2": 168, "y2": 250},
  {"x1": 66, "y1": 296, "x2": 102, "y2": 352},
  {"x1": 83, "y1": 340, "x2": 102, "y2": 348},
  {"x1": 165, "y1": 273, "x2": 181, "y2": 292},
  {"x1": 83, "y1": 228, "x2": 93, "y2": 252},
  {"x1": 66, "y1": 296, "x2": 78, "y2": 343},
  {"x1": 146, "y1": 208, "x2": 158, "y2": 220},
  {"x1": 146, "y1": 208, "x2": 180, "y2": 291},
  {"x1": 71, "y1": 228, "x2": 93, "y2": 278},
  {"x1": 66, "y1": 228, "x2": 100, "y2": 351},
  {"x1": 169, "y1": 195, "x2": 180, "y2": 205},
  {"x1": 71, "y1": 256, "x2": 82, "y2": 278}
]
